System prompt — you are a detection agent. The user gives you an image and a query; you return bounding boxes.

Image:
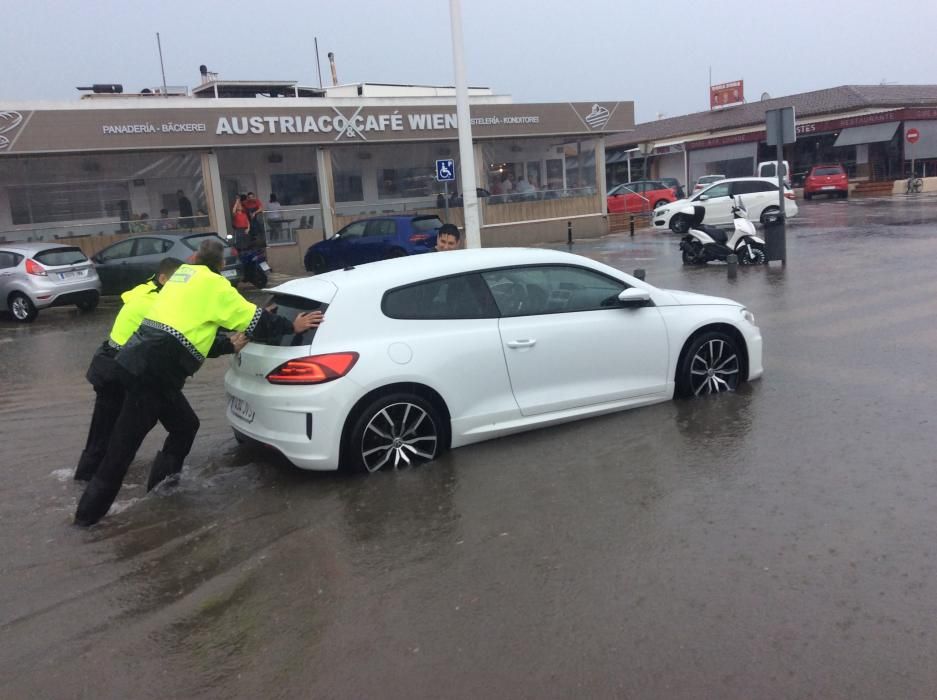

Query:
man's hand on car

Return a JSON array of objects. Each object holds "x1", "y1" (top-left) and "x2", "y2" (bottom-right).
[{"x1": 293, "y1": 311, "x2": 324, "y2": 334}]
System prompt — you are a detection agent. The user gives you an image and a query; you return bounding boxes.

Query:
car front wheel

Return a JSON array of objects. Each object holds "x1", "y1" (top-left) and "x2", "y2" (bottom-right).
[
  {"x1": 676, "y1": 332, "x2": 742, "y2": 397},
  {"x1": 345, "y1": 393, "x2": 444, "y2": 473},
  {"x1": 308, "y1": 252, "x2": 327, "y2": 274},
  {"x1": 9, "y1": 293, "x2": 38, "y2": 322},
  {"x1": 670, "y1": 216, "x2": 690, "y2": 234}
]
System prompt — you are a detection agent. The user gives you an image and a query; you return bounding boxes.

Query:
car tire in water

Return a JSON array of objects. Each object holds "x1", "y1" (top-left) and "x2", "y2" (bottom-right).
[
  {"x1": 676, "y1": 331, "x2": 742, "y2": 398},
  {"x1": 8, "y1": 292, "x2": 38, "y2": 323},
  {"x1": 345, "y1": 392, "x2": 444, "y2": 474},
  {"x1": 76, "y1": 293, "x2": 99, "y2": 313}
]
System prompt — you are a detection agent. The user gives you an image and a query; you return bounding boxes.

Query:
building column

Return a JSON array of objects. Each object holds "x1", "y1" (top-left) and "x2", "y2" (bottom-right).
[
  {"x1": 473, "y1": 141, "x2": 486, "y2": 229},
  {"x1": 595, "y1": 136, "x2": 608, "y2": 215},
  {"x1": 316, "y1": 147, "x2": 335, "y2": 236},
  {"x1": 200, "y1": 151, "x2": 227, "y2": 235}
]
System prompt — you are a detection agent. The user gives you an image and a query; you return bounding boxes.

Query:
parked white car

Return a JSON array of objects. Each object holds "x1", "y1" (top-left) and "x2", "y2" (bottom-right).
[
  {"x1": 654, "y1": 177, "x2": 798, "y2": 233},
  {"x1": 224, "y1": 248, "x2": 763, "y2": 473}
]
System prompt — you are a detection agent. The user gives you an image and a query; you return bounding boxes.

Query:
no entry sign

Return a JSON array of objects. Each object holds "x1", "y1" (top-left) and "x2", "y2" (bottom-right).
[{"x1": 906, "y1": 128, "x2": 920, "y2": 144}]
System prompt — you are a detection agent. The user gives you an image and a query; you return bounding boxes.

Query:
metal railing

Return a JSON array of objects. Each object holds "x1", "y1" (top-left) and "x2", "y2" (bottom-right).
[
  {"x1": 0, "y1": 215, "x2": 211, "y2": 244},
  {"x1": 259, "y1": 206, "x2": 322, "y2": 245}
]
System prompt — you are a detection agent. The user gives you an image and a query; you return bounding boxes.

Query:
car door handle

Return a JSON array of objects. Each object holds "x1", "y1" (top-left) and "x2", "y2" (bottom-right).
[{"x1": 506, "y1": 339, "x2": 536, "y2": 349}]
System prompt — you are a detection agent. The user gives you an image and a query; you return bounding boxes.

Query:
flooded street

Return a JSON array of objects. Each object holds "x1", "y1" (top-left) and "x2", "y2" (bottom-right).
[{"x1": 3, "y1": 195, "x2": 937, "y2": 698}]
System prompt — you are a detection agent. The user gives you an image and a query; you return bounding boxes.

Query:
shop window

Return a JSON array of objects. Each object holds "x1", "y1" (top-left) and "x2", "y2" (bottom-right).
[
  {"x1": 270, "y1": 173, "x2": 320, "y2": 206},
  {"x1": 378, "y1": 166, "x2": 438, "y2": 199}
]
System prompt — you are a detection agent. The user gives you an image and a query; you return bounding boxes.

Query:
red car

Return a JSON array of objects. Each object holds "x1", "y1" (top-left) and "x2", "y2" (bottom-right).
[
  {"x1": 804, "y1": 164, "x2": 849, "y2": 200},
  {"x1": 607, "y1": 180, "x2": 677, "y2": 214}
]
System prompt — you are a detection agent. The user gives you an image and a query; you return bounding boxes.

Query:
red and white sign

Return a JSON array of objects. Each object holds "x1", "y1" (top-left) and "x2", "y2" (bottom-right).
[
  {"x1": 710, "y1": 80, "x2": 745, "y2": 109},
  {"x1": 906, "y1": 128, "x2": 920, "y2": 144}
]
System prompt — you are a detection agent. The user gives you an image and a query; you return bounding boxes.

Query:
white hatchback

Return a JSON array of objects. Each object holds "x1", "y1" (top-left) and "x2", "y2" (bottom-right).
[
  {"x1": 654, "y1": 177, "x2": 798, "y2": 233},
  {"x1": 224, "y1": 248, "x2": 763, "y2": 472}
]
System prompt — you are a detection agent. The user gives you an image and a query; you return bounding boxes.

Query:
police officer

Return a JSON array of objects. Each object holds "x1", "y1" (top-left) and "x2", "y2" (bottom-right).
[
  {"x1": 74, "y1": 257, "x2": 183, "y2": 482},
  {"x1": 74, "y1": 239, "x2": 322, "y2": 526}
]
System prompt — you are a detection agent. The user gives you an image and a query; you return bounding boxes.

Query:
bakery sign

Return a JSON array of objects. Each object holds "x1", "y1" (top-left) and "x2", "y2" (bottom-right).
[{"x1": 0, "y1": 102, "x2": 635, "y2": 154}]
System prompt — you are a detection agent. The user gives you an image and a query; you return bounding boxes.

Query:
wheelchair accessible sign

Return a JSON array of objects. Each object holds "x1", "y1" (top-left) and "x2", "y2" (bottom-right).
[{"x1": 435, "y1": 159, "x2": 455, "y2": 182}]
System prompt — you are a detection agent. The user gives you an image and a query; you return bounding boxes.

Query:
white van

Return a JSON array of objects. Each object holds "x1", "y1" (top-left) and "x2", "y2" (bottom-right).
[{"x1": 757, "y1": 161, "x2": 790, "y2": 186}]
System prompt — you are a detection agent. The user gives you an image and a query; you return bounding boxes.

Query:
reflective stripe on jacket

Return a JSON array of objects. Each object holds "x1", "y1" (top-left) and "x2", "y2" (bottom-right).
[
  {"x1": 144, "y1": 264, "x2": 261, "y2": 359},
  {"x1": 109, "y1": 280, "x2": 159, "y2": 347}
]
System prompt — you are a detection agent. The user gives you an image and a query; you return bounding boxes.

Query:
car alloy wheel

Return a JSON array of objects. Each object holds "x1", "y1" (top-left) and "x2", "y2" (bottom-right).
[
  {"x1": 9, "y1": 293, "x2": 37, "y2": 322},
  {"x1": 353, "y1": 396, "x2": 441, "y2": 473},
  {"x1": 671, "y1": 216, "x2": 690, "y2": 234},
  {"x1": 677, "y1": 332, "x2": 741, "y2": 396}
]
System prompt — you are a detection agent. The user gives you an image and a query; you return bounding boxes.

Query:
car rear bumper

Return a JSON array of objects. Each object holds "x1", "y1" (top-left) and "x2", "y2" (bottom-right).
[
  {"x1": 805, "y1": 184, "x2": 848, "y2": 194},
  {"x1": 23, "y1": 276, "x2": 101, "y2": 309},
  {"x1": 223, "y1": 370, "x2": 348, "y2": 470}
]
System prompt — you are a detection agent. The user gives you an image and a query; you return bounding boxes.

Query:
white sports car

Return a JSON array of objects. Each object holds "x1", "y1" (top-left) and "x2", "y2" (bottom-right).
[{"x1": 224, "y1": 248, "x2": 763, "y2": 472}]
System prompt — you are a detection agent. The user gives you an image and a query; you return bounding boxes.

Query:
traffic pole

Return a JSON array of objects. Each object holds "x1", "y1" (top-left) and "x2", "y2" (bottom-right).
[{"x1": 449, "y1": 0, "x2": 481, "y2": 248}]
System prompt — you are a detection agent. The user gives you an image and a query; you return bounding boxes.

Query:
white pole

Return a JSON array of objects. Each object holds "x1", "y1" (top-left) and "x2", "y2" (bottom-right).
[{"x1": 449, "y1": 0, "x2": 480, "y2": 248}]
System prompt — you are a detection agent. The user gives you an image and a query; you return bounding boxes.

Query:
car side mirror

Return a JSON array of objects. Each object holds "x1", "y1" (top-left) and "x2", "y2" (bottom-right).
[
  {"x1": 618, "y1": 288, "x2": 652, "y2": 307},
  {"x1": 698, "y1": 194, "x2": 709, "y2": 201}
]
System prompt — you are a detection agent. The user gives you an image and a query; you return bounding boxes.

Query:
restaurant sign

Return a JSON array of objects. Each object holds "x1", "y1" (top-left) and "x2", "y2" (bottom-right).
[{"x1": 0, "y1": 102, "x2": 634, "y2": 155}]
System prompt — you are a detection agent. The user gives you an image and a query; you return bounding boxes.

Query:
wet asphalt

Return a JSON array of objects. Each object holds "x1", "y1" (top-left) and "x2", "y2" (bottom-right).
[{"x1": 2, "y1": 194, "x2": 937, "y2": 699}]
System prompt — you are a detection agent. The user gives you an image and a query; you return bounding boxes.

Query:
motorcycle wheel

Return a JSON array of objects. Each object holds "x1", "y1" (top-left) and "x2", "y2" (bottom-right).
[
  {"x1": 252, "y1": 268, "x2": 268, "y2": 289},
  {"x1": 681, "y1": 241, "x2": 704, "y2": 266},
  {"x1": 739, "y1": 244, "x2": 767, "y2": 265}
]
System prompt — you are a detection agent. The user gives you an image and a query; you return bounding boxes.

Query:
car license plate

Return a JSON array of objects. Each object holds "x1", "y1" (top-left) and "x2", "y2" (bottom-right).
[
  {"x1": 228, "y1": 394, "x2": 255, "y2": 423},
  {"x1": 822, "y1": 186, "x2": 835, "y2": 190},
  {"x1": 58, "y1": 271, "x2": 77, "y2": 280},
  {"x1": 221, "y1": 268, "x2": 238, "y2": 279},
  {"x1": 260, "y1": 261, "x2": 271, "y2": 272}
]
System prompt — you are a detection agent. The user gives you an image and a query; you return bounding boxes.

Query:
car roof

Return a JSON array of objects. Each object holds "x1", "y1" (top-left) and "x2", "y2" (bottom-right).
[
  {"x1": 274, "y1": 248, "x2": 609, "y2": 297},
  {"x1": 703, "y1": 177, "x2": 778, "y2": 184},
  {"x1": 0, "y1": 241, "x2": 81, "y2": 254}
]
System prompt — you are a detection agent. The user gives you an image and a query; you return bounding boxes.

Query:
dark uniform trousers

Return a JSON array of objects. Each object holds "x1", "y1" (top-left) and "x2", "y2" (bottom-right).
[
  {"x1": 74, "y1": 346, "x2": 124, "y2": 481},
  {"x1": 74, "y1": 369, "x2": 200, "y2": 526}
]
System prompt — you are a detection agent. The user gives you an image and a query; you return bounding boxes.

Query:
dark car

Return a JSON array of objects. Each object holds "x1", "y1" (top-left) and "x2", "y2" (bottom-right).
[
  {"x1": 93, "y1": 232, "x2": 239, "y2": 295},
  {"x1": 304, "y1": 215, "x2": 442, "y2": 274}
]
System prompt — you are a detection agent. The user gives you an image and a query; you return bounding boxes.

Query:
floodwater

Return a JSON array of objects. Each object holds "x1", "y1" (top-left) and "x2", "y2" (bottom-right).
[{"x1": 3, "y1": 194, "x2": 937, "y2": 699}]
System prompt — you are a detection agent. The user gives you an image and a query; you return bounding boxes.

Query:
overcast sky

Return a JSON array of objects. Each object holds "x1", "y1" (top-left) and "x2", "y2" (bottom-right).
[{"x1": 4, "y1": 0, "x2": 937, "y2": 123}]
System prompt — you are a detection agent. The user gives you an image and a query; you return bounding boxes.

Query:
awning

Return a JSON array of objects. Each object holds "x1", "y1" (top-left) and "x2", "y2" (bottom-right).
[
  {"x1": 833, "y1": 121, "x2": 899, "y2": 148},
  {"x1": 606, "y1": 148, "x2": 640, "y2": 164}
]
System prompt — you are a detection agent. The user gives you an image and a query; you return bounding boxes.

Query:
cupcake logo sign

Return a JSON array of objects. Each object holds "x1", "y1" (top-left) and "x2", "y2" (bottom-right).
[
  {"x1": 0, "y1": 111, "x2": 24, "y2": 150},
  {"x1": 584, "y1": 104, "x2": 611, "y2": 130}
]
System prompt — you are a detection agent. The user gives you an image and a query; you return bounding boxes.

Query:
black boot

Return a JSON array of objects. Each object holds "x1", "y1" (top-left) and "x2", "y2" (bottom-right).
[
  {"x1": 74, "y1": 478, "x2": 121, "y2": 527},
  {"x1": 146, "y1": 451, "x2": 184, "y2": 492}
]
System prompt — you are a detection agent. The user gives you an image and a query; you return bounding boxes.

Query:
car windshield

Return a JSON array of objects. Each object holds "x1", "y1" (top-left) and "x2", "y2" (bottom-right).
[
  {"x1": 33, "y1": 247, "x2": 87, "y2": 267},
  {"x1": 182, "y1": 234, "x2": 228, "y2": 251},
  {"x1": 255, "y1": 293, "x2": 328, "y2": 347},
  {"x1": 813, "y1": 167, "x2": 844, "y2": 176},
  {"x1": 411, "y1": 217, "x2": 442, "y2": 232}
]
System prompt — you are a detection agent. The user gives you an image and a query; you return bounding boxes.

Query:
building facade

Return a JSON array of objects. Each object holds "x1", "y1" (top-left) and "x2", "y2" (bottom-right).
[
  {"x1": 0, "y1": 84, "x2": 633, "y2": 271},
  {"x1": 606, "y1": 85, "x2": 937, "y2": 190}
]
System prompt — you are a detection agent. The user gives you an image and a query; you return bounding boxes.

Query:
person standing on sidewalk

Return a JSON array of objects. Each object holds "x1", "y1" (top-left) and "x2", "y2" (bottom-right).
[
  {"x1": 74, "y1": 239, "x2": 323, "y2": 527},
  {"x1": 73, "y1": 257, "x2": 183, "y2": 482}
]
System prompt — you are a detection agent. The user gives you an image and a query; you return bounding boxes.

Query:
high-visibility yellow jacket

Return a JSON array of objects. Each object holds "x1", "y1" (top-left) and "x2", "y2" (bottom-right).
[
  {"x1": 109, "y1": 280, "x2": 159, "y2": 348},
  {"x1": 143, "y1": 264, "x2": 261, "y2": 360}
]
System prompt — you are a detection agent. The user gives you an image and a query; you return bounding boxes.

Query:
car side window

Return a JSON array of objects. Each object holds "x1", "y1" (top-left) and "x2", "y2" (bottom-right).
[
  {"x1": 481, "y1": 265, "x2": 628, "y2": 317},
  {"x1": 98, "y1": 239, "x2": 135, "y2": 262},
  {"x1": 365, "y1": 220, "x2": 396, "y2": 237},
  {"x1": 133, "y1": 238, "x2": 167, "y2": 257},
  {"x1": 0, "y1": 252, "x2": 23, "y2": 269},
  {"x1": 337, "y1": 221, "x2": 367, "y2": 240},
  {"x1": 701, "y1": 183, "x2": 731, "y2": 199},
  {"x1": 382, "y1": 273, "x2": 498, "y2": 320}
]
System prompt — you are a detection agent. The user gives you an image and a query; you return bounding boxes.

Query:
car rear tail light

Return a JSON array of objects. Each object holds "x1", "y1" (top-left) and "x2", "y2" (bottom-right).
[
  {"x1": 25, "y1": 258, "x2": 47, "y2": 276},
  {"x1": 409, "y1": 233, "x2": 430, "y2": 243},
  {"x1": 266, "y1": 352, "x2": 359, "y2": 385},
  {"x1": 785, "y1": 191, "x2": 796, "y2": 200}
]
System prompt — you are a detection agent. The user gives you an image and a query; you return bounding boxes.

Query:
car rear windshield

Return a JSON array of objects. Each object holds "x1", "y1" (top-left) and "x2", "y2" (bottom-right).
[
  {"x1": 33, "y1": 247, "x2": 87, "y2": 267},
  {"x1": 411, "y1": 217, "x2": 442, "y2": 232},
  {"x1": 255, "y1": 293, "x2": 329, "y2": 347},
  {"x1": 182, "y1": 233, "x2": 228, "y2": 251},
  {"x1": 813, "y1": 166, "x2": 844, "y2": 176}
]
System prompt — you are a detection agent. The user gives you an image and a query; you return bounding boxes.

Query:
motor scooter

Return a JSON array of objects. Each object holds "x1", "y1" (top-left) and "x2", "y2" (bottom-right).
[
  {"x1": 678, "y1": 198, "x2": 766, "y2": 265},
  {"x1": 239, "y1": 245, "x2": 271, "y2": 288}
]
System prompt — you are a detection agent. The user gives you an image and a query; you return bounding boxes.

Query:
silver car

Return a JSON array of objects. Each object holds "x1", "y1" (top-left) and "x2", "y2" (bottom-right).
[{"x1": 0, "y1": 242, "x2": 101, "y2": 322}]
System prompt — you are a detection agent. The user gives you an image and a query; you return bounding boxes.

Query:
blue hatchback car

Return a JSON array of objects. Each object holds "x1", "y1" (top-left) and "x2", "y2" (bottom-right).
[{"x1": 303, "y1": 215, "x2": 442, "y2": 273}]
